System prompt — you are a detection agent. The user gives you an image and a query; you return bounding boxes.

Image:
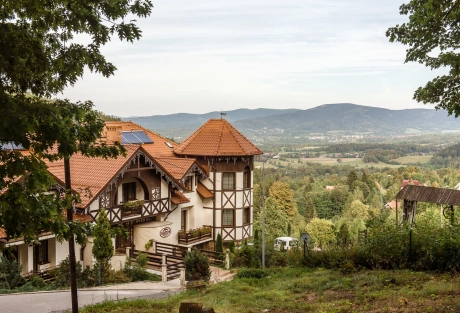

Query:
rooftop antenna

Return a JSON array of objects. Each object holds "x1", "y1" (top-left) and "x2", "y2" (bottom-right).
[{"x1": 220, "y1": 112, "x2": 226, "y2": 119}]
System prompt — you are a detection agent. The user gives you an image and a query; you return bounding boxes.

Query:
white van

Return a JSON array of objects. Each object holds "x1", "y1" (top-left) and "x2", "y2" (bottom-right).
[{"x1": 274, "y1": 237, "x2": 298, "y2": 251}]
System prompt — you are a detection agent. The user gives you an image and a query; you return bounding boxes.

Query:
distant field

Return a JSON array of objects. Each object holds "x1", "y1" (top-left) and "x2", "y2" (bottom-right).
[
  {"x1": 257, "y1": 155, "x2": 433, "y2": 170},
  {"x1": 393, "y1": 155, "x2": 432, "y2": 164}
]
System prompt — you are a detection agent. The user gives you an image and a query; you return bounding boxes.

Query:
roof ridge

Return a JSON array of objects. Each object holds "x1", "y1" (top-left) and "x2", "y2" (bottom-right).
[
  {"x1": 224, "y1": 120, "x2": 246, "y2": 154},
  {"x1": 216, "y1": 119, "x2": 225, "y2": 155}
]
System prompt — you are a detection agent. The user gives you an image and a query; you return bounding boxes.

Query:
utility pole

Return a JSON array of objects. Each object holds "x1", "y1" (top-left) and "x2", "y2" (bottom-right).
[
  {"x1": 64, "y1": 158, "x2": 79, "y2": 313},
  {"x1": 261, "y1": 161, "x2": 266, "y2": 269}
]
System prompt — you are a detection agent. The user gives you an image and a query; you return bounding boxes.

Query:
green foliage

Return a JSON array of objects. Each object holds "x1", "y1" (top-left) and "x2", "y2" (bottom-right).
[
  {"x1": 54, "y1": 257, "x2": 95, "y2": 288},
  {"x1": 0, "y1": 256, "x2": 25, "y2": 290},
  {"x1": 228, "y1": 241, "x2": 235, "y2": 253},
  {"x1": 184, "y1": 249, "x2": 211, "y2": 282},
  {"x1": 27, "y1": 275, "x2": 47, "y2": 288},
  {"x1": 268, "y1": 181, "x2": 298, "y2": 219},
  {"x1": 92, "y1": 209, "x2": 114, "y2": 284},
  {"x1": 123, "y1": 253, "x2": 160, "y2": 282},
  {"x1": 215, "y1": 233, "x2": 223, "y2": 253},
  {"x1": 0, "y1": 0, "x2": 152, "y2": 244},
  {"x1": 306, "y1": 218, "x2": 335, "y2": 248},
  {"x1": 387, "y1": 0, "x2": 460, "y2": 116},
  {"x1": 235, "y1": 268, "x2": 270, "y2": 279}
]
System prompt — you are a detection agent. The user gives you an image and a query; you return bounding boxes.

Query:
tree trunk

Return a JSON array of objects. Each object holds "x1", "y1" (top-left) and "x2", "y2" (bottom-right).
[{"x1": 65, "y1": 158, "x2": 79, "y2": 313}]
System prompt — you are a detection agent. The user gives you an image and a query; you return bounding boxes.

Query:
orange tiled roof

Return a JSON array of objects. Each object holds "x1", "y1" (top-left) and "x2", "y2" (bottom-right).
[
  {"x1": 196, "y1": 182, "x2": 213, "y2": 199},
  {"x1": 46, "y1": 145, "x2": 139, "y2": 207},
  {"x1": 104, "y1": 121, "x2": 177, "y2": 157},
  {"x1": 0, "y1": 228, "x2": 6, "y2": 238},
  {"x1": 154, "y1": 157, "x2": 197, "y2": 180},
  {"x1": 171, "y1": 190, "x2": 190, "y2": 205},
  {"x1": 174, "y1": 119, "x2": 262, "y2": 156}
]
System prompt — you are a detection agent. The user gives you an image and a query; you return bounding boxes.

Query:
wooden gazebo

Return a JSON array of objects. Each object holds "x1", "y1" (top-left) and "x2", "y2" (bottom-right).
[{"x1": 395, "y1": 185, "x2": 460, "y2": 226}]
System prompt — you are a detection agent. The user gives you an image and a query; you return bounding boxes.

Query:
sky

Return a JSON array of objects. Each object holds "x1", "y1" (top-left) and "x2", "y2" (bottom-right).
[{"x1": 62, "y1": 0, "x2": 440, "y2": 117}]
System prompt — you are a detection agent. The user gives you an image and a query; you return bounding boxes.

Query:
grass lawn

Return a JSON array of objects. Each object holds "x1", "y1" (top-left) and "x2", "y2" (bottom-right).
[
  {"x1": 80, "y1": 268, "x2": 460, "y2": 313},
  {"x1": 393, "y1": 155, "x2": 432, "y2": 164}
]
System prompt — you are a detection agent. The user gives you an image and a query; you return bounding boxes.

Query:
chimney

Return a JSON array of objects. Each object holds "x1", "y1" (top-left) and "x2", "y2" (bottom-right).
[{"x1": 104, "y1": 126, "x2": 123, "y2": 143}]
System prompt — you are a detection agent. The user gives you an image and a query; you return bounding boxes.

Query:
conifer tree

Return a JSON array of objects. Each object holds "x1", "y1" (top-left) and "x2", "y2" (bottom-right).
[{"x1": 92, "y1": 209, "x2": 114, "y2": 284}]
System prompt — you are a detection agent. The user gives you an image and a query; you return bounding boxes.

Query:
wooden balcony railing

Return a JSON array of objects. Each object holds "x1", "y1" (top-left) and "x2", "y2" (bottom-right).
[
  {"x1": 90, "y1": 198, "x2": 169, "y2": 224},
  {"x1": 178, "y1": 225, "x2": 212, "y2": 245}
]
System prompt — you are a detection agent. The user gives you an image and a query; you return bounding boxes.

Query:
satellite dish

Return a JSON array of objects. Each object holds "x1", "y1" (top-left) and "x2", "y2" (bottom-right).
[{"x1": 300, "y1": 233, "x2": 311, "y2": 244}]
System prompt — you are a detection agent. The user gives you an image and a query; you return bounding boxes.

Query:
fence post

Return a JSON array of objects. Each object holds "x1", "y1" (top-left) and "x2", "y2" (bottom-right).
[
  {"x1": 162, "y1": 254, "x2": 167, "y2": 282},
  {"x1": 126, "y1": 246, "x2": 131, "y2": 258},
  {"x1": 180, "y1": 267, "x2": 186, "y2": 287},
  {"x1": 225, "y1": 250, "x2": 230, "y2": 270},
  {"x1": 152, "y1": 240, "x2": 157, "y2": 254}
]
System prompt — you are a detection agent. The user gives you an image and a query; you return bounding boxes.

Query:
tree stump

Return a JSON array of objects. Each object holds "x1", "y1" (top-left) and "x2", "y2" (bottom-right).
[{"x1": 179, "y1": 302, "x2": 203, "y2": 313}]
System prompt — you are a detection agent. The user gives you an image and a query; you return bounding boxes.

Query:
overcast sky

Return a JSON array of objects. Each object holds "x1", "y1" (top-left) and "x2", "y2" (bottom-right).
[{"x1": 62, "y1": 0, "x2": 440, "y2": 117}]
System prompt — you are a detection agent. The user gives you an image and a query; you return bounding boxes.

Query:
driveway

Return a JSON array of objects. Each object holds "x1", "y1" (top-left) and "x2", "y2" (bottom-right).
[{"x1": 0, "y1": 280, "x2": 184, "y2": 313}]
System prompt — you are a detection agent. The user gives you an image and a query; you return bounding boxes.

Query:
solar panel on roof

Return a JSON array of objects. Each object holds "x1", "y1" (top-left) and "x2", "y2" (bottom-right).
[
  {"x1": 132, "y1": 131, "x2": 153, "y2": 144},
  {"x1": 122, "y1": 131, "x2": 153, "y2": 144},
  {"x1": 1, "y1": 142, "x2": 24, "y2": 150},
  {"x1": 122, "y1": 132, "x2": 141, "y2": 144}
]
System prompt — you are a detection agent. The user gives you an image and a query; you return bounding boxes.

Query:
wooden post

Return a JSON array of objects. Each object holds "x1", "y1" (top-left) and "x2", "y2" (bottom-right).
[
  {"x1": 180, "y1": 268, "x2": 186, "y2": 286},
  {"x1": 225, "y1": 251, "x2": 230, "y2": 270},
  {"x1": 162, "y1": 254, "x2": 167, "y2": 282},
  {"x1": 125, "y1": 246, "x2": 131, "y2": 257},
  {"x1": 152, "y1": 240, "x2": 157, "y2": 253}
]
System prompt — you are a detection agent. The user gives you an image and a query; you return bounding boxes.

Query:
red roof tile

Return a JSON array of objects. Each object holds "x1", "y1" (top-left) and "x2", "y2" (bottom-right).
[
  {"x1": 196, "y1": 182, "x2": 213, "y2": 199},
  {"x1": 175, "y1": 119, "x2": 262, "y2": 156},
  {"x1": 154, "y1": 157, "x2": 197, "y2": 180},
  {"x1": 171, "y1": 190, "x2": 190, "y2": 205},
  {"x1": 104, "y1": 121, "x2": 177, "y2": 157},
  {"x1": 46, "y1": 146, "x2": 139, "y2": 207},
  {"x1": 0, "y1": 228, "x2": 6, "y2": 238}
]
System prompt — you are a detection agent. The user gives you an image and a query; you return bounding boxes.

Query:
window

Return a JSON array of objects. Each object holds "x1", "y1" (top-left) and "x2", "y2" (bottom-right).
[
  {"x1": 222, "y1": 172, "x2": 235, "y2": 190},
  {"x1": 181, "y1": 210, "x2": 187, "y2": 231},
  {"x1": 37, "y1": 240, "x2": 48, "y2": 264},
  {"x1": 184, "y1": 177, "x2": 193, "y2": 191},
  {"x1": 122, "y1": 182, "x2": 136, "y2": 202},
  {"x1": 243, "y1": 166, "x2": 251, "y2": 189},
  {"x1": 222, "y1": 210, "x2": 234, "y2": 226},
  {"x1": 243, "y1": 207, "x2": 250, "y2": 225}
]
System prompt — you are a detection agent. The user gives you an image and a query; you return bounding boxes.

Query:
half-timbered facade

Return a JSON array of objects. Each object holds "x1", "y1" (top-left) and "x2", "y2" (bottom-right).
[{"x1": 0, "y1": 118, "x2": 262, "y2": 273}]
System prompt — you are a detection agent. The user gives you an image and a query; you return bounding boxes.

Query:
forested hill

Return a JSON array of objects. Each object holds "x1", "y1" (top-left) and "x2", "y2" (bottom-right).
[
  {"x1": 122, "y1": 108, "x2": 298, "y2": 135},
  {"x1": 121, "y1": 103, "x2": 460, "y2": 139}
]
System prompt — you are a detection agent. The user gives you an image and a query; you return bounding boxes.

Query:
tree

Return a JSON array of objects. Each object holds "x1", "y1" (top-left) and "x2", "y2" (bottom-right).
[
  {"x1": 305, "y1": 218, "x2": 335, "y2": 249},
  {"x1": 215, "y1": 233, "x2": 223, "y2": 253},
  {"x1": 92, "y1": 209, "x2": 114, "y2": 284},
  {"x1": 1, "y1": 2, "x2": 152, "y2": 311},
  {"x1": 387, "y1": 1, "x2": 460, "y2": 116},
  {"x1": 346, "y1": 170, "x2": 359, "y2": 191},
  {"x1": 268, "y1": 181, "x2": 298, "y2": 219}
]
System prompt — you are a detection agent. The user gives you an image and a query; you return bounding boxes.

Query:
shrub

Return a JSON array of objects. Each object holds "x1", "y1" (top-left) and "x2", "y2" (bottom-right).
[
  {"x1": 54, "y1": 257, "x2": 95, "y2": 288},
  {"x1": 184, "y1": 249, "x2": 211, "y2": 282},
  {"x1": 123, "y1": 253, "x2": 160, "y2": 282},
  {"x1": 0, "y1": 256, "x2": 26, "y2": 290},
  {"x1": 28, "y1": 275, "x2": 47, "y2": 288}
]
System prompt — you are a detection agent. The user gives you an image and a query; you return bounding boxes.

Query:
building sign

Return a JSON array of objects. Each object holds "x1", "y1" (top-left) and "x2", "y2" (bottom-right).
[{"x1": 160, "y1": 227, "x2": 171, "y2": 238}]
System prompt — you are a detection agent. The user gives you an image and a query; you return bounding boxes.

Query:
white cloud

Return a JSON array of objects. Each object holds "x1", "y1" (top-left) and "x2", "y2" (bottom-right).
[{"x1": 62, "y1": 0, "x2": 438, "y2": 116}]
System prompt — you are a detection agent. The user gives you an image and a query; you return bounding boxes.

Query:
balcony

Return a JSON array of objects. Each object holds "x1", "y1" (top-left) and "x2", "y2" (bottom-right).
[{"x1": 178, "y1": 225, "x2": 212, "y2": 245}]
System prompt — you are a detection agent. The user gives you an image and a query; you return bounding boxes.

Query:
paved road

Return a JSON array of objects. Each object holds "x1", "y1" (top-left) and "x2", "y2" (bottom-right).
[{"x1": 0, "y1": 280, "x2": 183, "y2": 313}]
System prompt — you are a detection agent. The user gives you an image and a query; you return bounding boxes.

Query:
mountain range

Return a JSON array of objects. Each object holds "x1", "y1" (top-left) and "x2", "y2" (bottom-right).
[{"x1": 121, "y1": 103, "x2": 460, "y2": 140}]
